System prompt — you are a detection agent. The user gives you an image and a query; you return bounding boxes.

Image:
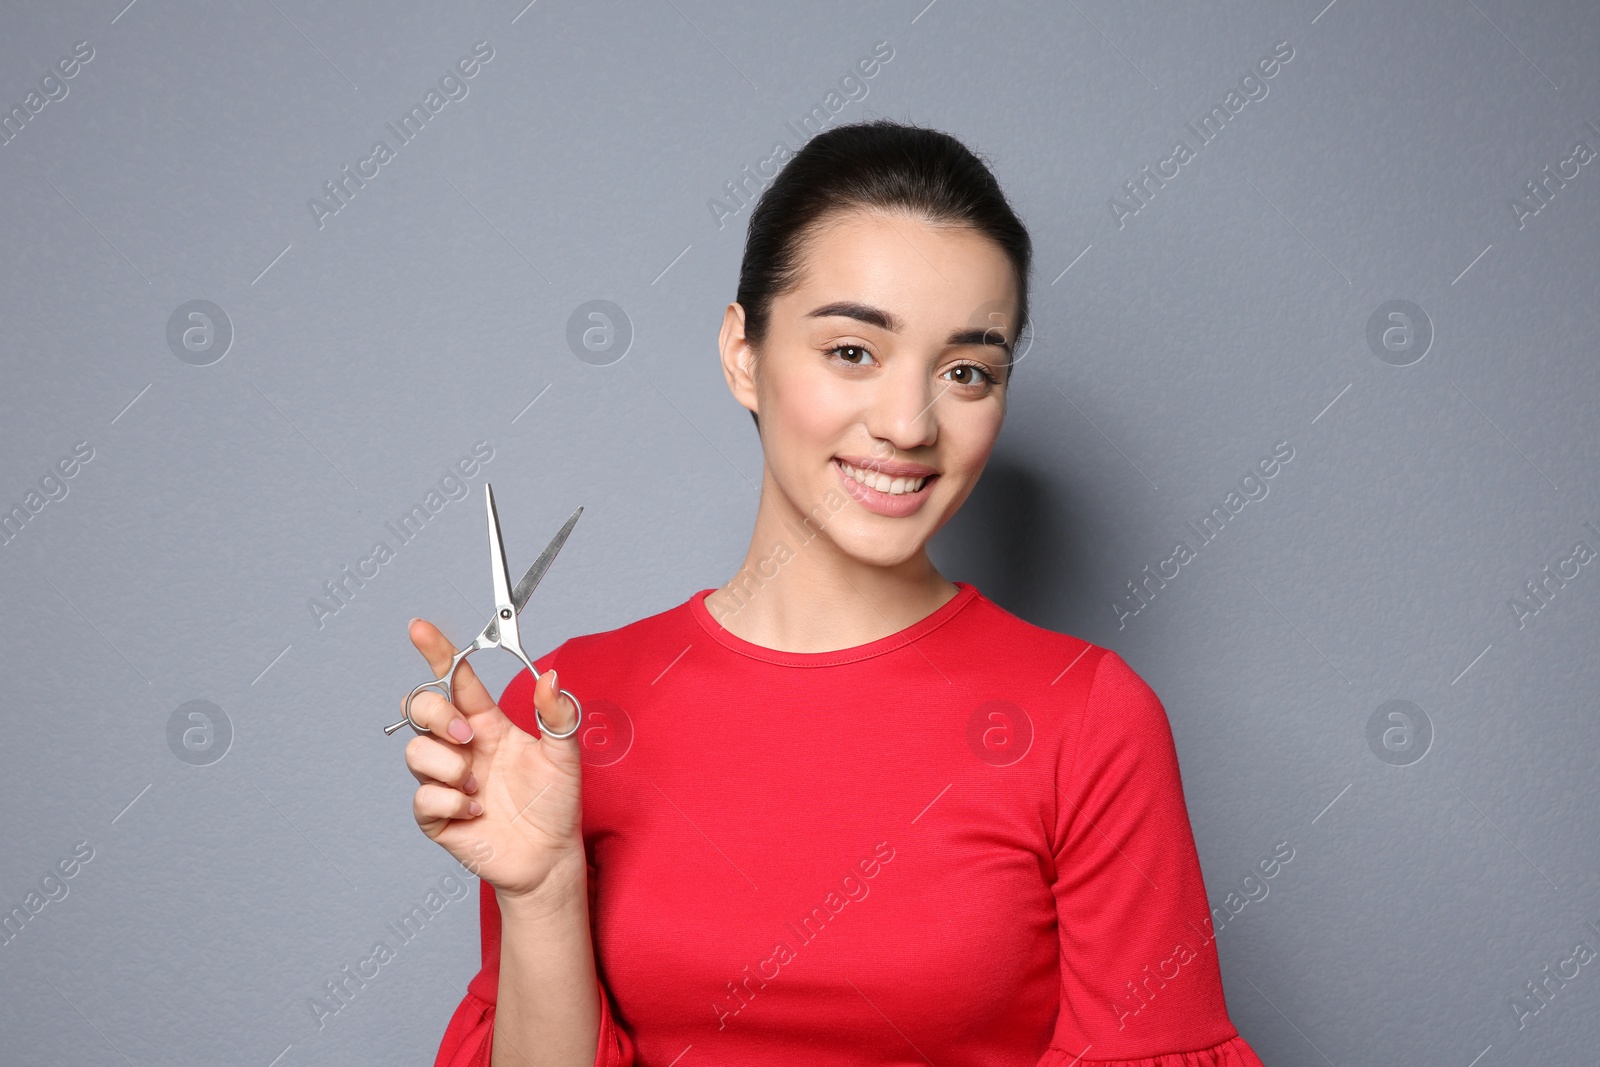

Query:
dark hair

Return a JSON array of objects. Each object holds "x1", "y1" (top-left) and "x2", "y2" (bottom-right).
[{"x1": 735, "y1": 119, "x2": 1032, "y2": 425}]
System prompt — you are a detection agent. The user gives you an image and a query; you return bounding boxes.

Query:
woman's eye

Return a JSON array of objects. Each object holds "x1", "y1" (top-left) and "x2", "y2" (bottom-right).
[
  {"x1": 944, "y1": 363, "x2": 997, "y2": 387},
  {"x1": 828, "y1": 344, "x2": 875, "y2": 366}
]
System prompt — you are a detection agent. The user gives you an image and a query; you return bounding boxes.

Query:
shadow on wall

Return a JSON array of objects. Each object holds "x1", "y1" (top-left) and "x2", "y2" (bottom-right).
[{"x1": 928, "y1": 452, "x2": 1082, "y2": 633}]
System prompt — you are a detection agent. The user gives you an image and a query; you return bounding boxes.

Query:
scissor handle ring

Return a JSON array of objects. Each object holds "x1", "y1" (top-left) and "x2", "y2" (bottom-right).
[
  {"x1": 389, "y1": 679, "x2": 448, "y2": 736},
  {"x1": 535, "y1": 688, "x2": 584, "y2": 741},
  {"x1": 384, "y1": 678, "x2": 446, "y2": 736},
  {"x1": 386, "y1": 646, "x2": 472, "y2": 736}
]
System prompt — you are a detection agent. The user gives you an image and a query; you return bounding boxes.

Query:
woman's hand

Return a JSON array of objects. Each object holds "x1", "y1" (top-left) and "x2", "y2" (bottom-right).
[{"x1": 402, "y1": 618, "x2": 586, "y2": 906}]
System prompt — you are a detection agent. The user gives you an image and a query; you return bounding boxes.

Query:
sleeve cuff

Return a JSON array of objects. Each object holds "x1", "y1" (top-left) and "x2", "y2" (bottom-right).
[
  {"x1": 433, "y1": 989, "x2": 494, "y2": 1067},
  {"x1": 434, "y1": 979, "x2": 634, "y2": 1067},
  {"x1": 1038, "y1": 1034, "x2": 1266, "y2": 1067},
  {"x1": 594, "y1": 972, "x2": 635, "y2": 1066}
]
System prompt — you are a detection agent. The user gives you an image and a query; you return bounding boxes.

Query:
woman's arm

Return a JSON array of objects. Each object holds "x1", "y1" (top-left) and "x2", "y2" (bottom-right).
[
  {"x1": 1035, "y1": 648, "x2": 1267, "y2": 1066},
  {"x1": 435, "y1": 859, "x2": 636, "y2": 1067},
  {"x1": 431, "y1": 662, "x2": 637, "y2": 1067},
  {"x1": 491, "y1": 868, "x2": 600, "y2": 1067}
]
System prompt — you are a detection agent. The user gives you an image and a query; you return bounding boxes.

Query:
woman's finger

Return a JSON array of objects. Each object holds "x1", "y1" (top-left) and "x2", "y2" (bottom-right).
[
  {"x1": 404, "y1": 733, "x2": 478, "y2": 793},
  {"x1": 413, "y1": 781, "x2": 482, "y2": 826},
  {"x1": 407, "y1": 617, "x2": 499, "y2": 718},
  {"x1": 403, "y1": 684, "x2": 478, "y2": 748}
]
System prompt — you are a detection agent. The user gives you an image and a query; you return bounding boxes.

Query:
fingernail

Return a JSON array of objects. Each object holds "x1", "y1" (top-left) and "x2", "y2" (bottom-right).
[
  {"x1": 449, "y1": 719, "x2": 474, "y2": 743},
  {"x1": 408, "y1": 617, "x2": 420, "y2": 627},
  {"x1": 463, "y1": 775, "x2": 478, "y2": 794},
  {"x1": 467, "y1": 801, "x2": 483, "y2": 816}
]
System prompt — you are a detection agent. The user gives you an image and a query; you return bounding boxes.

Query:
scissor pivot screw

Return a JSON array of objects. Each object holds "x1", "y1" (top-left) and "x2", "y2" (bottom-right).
[{"x1": 500, "y1": 608, "x2": 513, "y2": 619}]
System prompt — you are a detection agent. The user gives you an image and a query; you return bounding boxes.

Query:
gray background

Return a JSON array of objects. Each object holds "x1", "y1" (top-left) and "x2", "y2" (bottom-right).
[{"x1": 2, "y1": 0, "x2": 1597, "y2": 1064}]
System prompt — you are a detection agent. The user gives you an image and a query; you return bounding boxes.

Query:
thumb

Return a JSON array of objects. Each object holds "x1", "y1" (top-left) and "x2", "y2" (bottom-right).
[{"x1": 407, "y1": 616, "x2": 497, "y2": 718}]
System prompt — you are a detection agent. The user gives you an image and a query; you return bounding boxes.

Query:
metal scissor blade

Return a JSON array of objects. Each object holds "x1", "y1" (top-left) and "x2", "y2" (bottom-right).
[
  {"x1": 511, "y1": 505, "x2": 584, "y2": 614},
  {"x1": 484, "y1": 483, "x2": 515, "y2": 613}
]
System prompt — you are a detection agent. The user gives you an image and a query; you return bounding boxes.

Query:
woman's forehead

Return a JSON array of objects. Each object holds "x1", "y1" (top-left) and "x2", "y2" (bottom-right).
[{"x1": 781, "y1": 213, "x2": 1020, "y2": 333}]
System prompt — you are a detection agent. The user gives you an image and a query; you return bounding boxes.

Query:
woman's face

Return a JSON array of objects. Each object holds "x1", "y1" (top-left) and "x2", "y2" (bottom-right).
[{"x1": 721, "y1": 207, "x2": 1019, "y2": 568}]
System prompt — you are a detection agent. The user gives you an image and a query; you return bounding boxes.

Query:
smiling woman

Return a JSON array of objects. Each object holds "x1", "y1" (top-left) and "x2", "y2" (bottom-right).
[
  {"x1": 709, "y1": 122, "x2": 1028, "y2": 607},
  {"x1": 405, "y1": 120, "x2": 1267, "y2": 1067}
]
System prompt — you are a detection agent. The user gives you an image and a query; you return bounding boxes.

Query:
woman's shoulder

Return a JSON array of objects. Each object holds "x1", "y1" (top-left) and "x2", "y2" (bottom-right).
[
  {"x1": 956, "y1": 584, "x2": 1159, "y2": 706},
  {"x1": 542, "y1": 587, "x2": 706, "y2": 666},
  {"x1": 955, "y1": 583, "x2": 1104, "y2": 663}
]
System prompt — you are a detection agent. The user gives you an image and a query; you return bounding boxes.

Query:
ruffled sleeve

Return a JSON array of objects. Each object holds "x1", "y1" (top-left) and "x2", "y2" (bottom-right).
[
  {"x1": 1034, "y1": 649, "x2": 1266, "y2": 1067},
  {"x1": 432, "y1": 658, "x2": 637, "y2": 1067},
  {"x1": 432, "y1": 879, "x2": 635, "y2": 1066}
]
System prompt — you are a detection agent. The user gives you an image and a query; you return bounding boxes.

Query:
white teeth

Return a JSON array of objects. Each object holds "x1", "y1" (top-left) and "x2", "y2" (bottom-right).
[{"x1": 840, "y1": 462, "x2": 927, "y2": 495}]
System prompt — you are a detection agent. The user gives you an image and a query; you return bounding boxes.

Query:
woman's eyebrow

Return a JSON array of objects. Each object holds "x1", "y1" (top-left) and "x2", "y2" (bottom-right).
[
  {"x1": 947, "y1": 326, "x2": 1013, "y2": 357},
  {"x1": 805, "y1": 301, "x2": 1013, "y2": 355},
  {"x1": 806, "y1": 301, "x2": 900, "y2": 332}
]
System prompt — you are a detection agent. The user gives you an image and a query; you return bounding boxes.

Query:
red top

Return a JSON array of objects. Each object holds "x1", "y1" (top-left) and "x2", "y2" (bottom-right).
[{"x1": 434, "y1": 583, "x2": 1266, "y2": 1066}]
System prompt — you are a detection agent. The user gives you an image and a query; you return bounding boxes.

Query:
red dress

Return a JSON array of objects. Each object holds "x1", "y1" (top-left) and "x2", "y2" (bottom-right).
[{"x1": 434, "y1": 583, "x2": 1266, "y2": 1066}]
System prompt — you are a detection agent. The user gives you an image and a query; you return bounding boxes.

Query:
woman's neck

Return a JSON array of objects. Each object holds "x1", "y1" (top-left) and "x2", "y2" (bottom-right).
[{"x1": 703, "y1": 478, "x2": 960, "y2": 654}]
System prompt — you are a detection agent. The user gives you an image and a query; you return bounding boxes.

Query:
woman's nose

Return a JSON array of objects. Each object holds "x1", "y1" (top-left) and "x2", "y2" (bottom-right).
[{"x1": 865, "y1": 366, "x2": 939, "y2": 452}]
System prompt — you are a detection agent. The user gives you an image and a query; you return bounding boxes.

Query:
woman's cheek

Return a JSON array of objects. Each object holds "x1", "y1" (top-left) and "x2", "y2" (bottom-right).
[
  {"x1": 951, "y1": 404, "x2": 1003, "y2": 469},
  {"x1": 784, "y1": 368, "x2": 856, "y2": 441}
]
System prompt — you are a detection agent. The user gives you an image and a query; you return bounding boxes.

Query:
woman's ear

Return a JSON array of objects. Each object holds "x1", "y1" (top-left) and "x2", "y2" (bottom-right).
[{"x1": 719, "y1": 302, "x2": 760, "y2": 418}]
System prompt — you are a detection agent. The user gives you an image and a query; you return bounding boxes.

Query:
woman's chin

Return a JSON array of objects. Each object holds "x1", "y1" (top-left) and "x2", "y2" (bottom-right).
[{"x1": 833, "y1": 524, "x2": 933, "y2": 569}]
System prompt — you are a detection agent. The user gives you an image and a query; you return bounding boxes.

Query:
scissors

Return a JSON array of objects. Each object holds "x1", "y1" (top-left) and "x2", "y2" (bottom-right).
[{"x1": 386, "y1": 483, "x2": 584, "y2": 741}]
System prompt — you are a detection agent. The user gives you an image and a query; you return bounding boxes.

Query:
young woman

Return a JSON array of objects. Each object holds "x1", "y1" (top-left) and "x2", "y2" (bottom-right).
[{"x1": 403, "y1": 120, "x2": 1268, "y2": 1067}]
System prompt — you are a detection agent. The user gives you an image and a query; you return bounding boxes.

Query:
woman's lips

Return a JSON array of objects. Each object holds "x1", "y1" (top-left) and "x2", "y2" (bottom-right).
[{"x1": 833, "y1": 458, "x2": 938, "y2": 518}]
